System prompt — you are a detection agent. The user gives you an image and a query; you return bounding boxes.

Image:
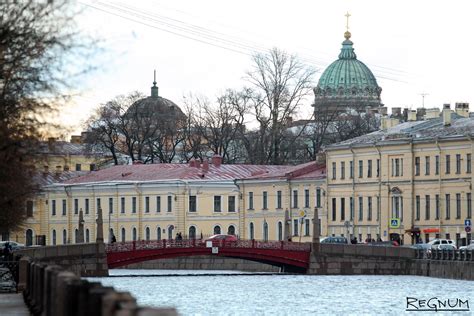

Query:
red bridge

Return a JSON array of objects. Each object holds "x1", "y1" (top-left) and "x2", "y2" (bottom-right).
[{"x1": 106, "y1": 239, "x2": 312, "y2": 272}]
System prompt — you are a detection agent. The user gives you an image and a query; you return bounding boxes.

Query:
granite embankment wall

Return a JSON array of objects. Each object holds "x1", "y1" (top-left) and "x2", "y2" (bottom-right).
[
  {"x1": 15, "y1": 243, "x2": 108, "y2": 277},
  {"x1": 310, "y1": 243, "x2": 474, "y2": 281},
  {"x1": 125, "y1": 255, "x2": 280, "y2": 272},
  {"x1": 17, "y1": 256, "x2": 177, "y2": 316}
]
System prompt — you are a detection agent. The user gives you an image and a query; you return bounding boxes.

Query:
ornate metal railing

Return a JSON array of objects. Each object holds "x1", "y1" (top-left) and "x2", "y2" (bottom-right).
[
  {"x1": 415, "y1": 248, "x2": 474, "y2": 261},
  {"x1": 106, "y1": 239, "x2": 311, "y2": 253}
]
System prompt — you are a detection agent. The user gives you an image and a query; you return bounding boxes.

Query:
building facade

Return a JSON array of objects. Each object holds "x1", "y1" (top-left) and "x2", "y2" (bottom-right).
[{"x1": 325, "y1": 106, "x2": 473, "y2": 246}]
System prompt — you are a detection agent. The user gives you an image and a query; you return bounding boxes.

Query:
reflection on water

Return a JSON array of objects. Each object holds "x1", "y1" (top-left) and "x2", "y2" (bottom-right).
[{"x1": 89, "y1": 269, "x2": 474, "y2": 315}]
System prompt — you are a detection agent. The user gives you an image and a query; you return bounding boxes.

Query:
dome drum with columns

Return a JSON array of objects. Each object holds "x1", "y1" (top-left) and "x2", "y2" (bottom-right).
[{"x1": 313, "y1": 21, "x2": 382, "y2": 113}]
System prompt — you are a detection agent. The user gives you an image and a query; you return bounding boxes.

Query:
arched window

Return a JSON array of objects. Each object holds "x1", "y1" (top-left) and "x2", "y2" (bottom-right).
[
  {"x1": 168, "y1": 226, "x2": 173, "y2": 240},
  {"x1": 227, "y1": 225, "x2": 235, "y2": 236},
  {"x1": 132, "y1": 227, "x2": 137, "y2": 241},
  {"x1": 213, "y1": 225, "x2": 221, "y2": 235},
  {"x1": 189, "y1": 226, "x2": 196, "y2": 239},
  {"x1": 145, "y1": 227, "x2": 150, "y2": 241},
  {"x1": 75, "y1": 229, "x2": 79, "y2": 243},
  {"x1": 278, "y1": 222, "x2": 283, "y2": 241},
  {"x1": 52, "y1": 229, "x2": 56, "y2": 245},
  {"x1": 121, "y1": 227, "x2": 126, "y2": 242},
  {"x1": 25, "y1": 229, "x2": 33, "y2": 246},
  {"x1": 157, "y1": 227, "x2": 161, "y2": 240},
  {"x1": 249, "y1": 223, "x2": 254, "y2": 240},
  {"x1": 109, "y1": 228, "x2": 114, "y2": 243},
  {"x1": 86, "y1": 229, "x2": 90, "y2": 243},
  {"x1": 263, "y1": 221, "x2": 268, "y2": 242},
  {"x1": 62, "y1": 229, "x2": 67, "y2": 244}
]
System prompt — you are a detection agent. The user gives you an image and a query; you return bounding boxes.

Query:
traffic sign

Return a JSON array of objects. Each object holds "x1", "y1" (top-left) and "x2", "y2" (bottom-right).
[
  {"x1": 299, "y1": 210, "x2": 307, "y2": 218},
  {"x1": 465, "y1": 219, "x2": 472, "y2": 227},
  {"x1": 466, "y1": 226, "x2": 472, "y2": 233},
  {"x1": 389, "y1": 218, "x2": 400, "y2": 228}
]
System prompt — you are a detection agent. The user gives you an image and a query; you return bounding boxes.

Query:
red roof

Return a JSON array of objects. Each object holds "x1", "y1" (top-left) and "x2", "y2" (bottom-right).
[
  {"x1": 61, "y1": 163, "x2": 295, "y2": 185},
  {"x1": 238, "y1": 161, "x2": 326, "y2": 181}
]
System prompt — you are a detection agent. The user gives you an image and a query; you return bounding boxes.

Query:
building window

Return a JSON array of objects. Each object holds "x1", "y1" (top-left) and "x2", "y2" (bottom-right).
[
  {"x1": 51, "y1": 200, "x2": 56, "y2": 216},
  {"x1": 340, "y1": 162, "x2": 345, "y2": 179},
  {"x1": 435, "y1": 155, "x2": 440, "y2": 175},
  {"x1": 316, "y1": 189, "x2": 321, "y2": 208},
  {"x1": 358, "y1": 197, "x2": 363, "y2": 221},
  {"x1": 86, "y1": 229, "x2": 90, "y2": 243},
  {"x1": 52, "y1": 229, "x2": 56, "y2": 245},
  {"x1": 109, "y1": 198, "x2": 113, "y2": 214},
  {"x1": 74, "y1": 199, "x2": 78, "y2": 215},
  {"x1": 349, "y1": 197, "x2": 354, "y2": 220},
  {"x1": 445, "y1": 194, "x2": 451, "y2": 220},
  {"x1": 340, "y1": 198, "x2": 345, "y2": 221},
  {"x1": 214, "y1": 196, "x2": 222, "y2": 212},
  {"x1": 248, "y1": 192, "x2": 254, "y2": 209},
  {"x1": 75, "y1": 163, "x2": 81, "y2": 171},
  {"x1": 90, "y1": 164, "x2": 96, "y2": 171},
  {"x1": 358, "y1": 160, "x2": 363, "y2": 178},
  {"x1": 394, "y1": 158, "x2": 401, "y2": 176},
  {"x1": 415, "y1": 157, "x2": 420, "y2": 176},
  {"x1": 376, "y1": 196, "x2": 380, "y2": 221},
  {"x1": 96, "y1": 198, "x2": 101, "y2": 212},
  {"x1": 61, "y1": 199, "x2": 67, "y2": 216},
  {"x1": 167, "y1": 196, "x2": 172, "y2": 212},
  {"x1": 249, "y1": 223, "x2": 254, "y2": 239},
  {"x1": 278, "y1": 222, "x2": 283, "y2": 241},
  {"x1": 121, "y1": 228, "x2": 126, "y2": 242},
  {"x1": 391, "y1": 196, "x2": 403, "y2": 221},
  {"x1": 331, "y1": 198, "x2": 336, "y2": 221},
  {"x1": 349, "y1": 161, "x2": 354, "y2": 179},
  {"x1": 189, "y1": 195, "x2": 197, "y2": 212},
  {"x1": 415, "y1": 195, "x2": 420, "y2": 220},
  {"x1": 277, "y1": 191, "x2": 282, "y2": 209},
  {"x1": 468, "y1": 193, "x2": 472, "y2": 219},
  {"x1": 304, "y1": 189, "x2": 310, "y2": 208},
  {"x1": 156, "y1": 227, "x2": 161, "y2": 240},
  {"x1": 305, "y1": 218, "x2": 310, "y2": 236},
  {"x1": 145, "y1": 227, "x2": 150, "y2": 241},
  {"x1": 85, "y1": 198, "x2": 89, "y2": 214},
  {"x1": 293, "y1": 190, "x2": 298, "y2": 208},
  {"x1": 145, "y1": 196, "x2": 150, "y2": 213},
  {"x1": 132, "y1": 227, "x2": 137, "y2": 241},
  {"x1": 456, "y1": 154, "x2": 461, "y2": 174},
  {"x1": 376, "y1": 159, "x2": 380, "y2": 177},
  {"x1": 228, "y1": 196, "x2": 236, "y2": 212},
  {"x1": 62, "y1": 229, "x2": 67, "y2": 245},
  {"x1": 425, "y1": 195, "x2": 430, "y2": 220},
  {"x1": 293, "y1": 219, "x2": 299, "y2": 236},
  {"x1": 467, "y1": 154, "x2": 472, "y2": 173},
  {"x1": 156, "y1": 196, "x2": 161, "y2": 213},
  {"x1": 456, "y1": 193, "x2": 461, "y2": 219},
  {"x1": 425, "y1": 156, "x2": 430, "y2": 175},
  {"x1": 132, "y1": 197, "x2": 136, "y2": 214},
  {"x1": 367, "y1": 160, "x2": 372, "y2": 178},
  {"x1": 263, "y1": 191, "x2": 268, "y2": 209},
  {"x1": 26, "y1": 201, "x2": 34, "y2": 217},
  {"x1": 332, "y1": 162, "x2": 336, "y2": 180},
  {"x1": 120, "y1": 197, "x2": 125, "y2": 214},
  {"x1": 368, "y1": 197, "x2": 372, "y2": 221},
  {"x1": 435, "y1": 194, "x2": 440, "y2": 220},
  {"x1": 446, "y1": 155, "x2": 451, "y2": 174},
  {"x1": 213, "y1": 225, "x2": 221, "y2": 235},
  {"x1": 189, "y1": 226, "x2": 196, "y2": 239}
]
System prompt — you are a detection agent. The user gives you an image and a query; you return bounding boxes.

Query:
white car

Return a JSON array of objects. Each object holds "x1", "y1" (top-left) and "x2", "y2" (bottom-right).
[
  {"x1": 428, "y1": 239, "x2": 457, "y2": 250},
  {"x1": 459, "y1": 243, "x2": 474, "y2": 251},
  {"x1": 0, "y1": 241, "x2": 25, "y2": 250}
]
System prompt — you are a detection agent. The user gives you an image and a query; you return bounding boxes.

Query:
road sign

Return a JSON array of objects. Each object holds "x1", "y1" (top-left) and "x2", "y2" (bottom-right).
[
  {"x1": 466, "y1": 226, "x2": 472, "y2": 233},
  {"x1": 465, "y1": 219, "x2": 472, "y2": 227},
  {"x1": 389, "y1": 218, "x2": 400, "y2": 229},
  {"x1": 299, "y1": 210, "x2": 307, "y2": 218}
]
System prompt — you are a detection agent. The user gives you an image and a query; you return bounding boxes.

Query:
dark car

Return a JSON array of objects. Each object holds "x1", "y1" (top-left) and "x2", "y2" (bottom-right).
[
  {"x1": 320, "y1": 236, "x2": 348, "y2": 244},
  {"x1": 203, "y1": 234, "x2": 238, "y2": 246}
]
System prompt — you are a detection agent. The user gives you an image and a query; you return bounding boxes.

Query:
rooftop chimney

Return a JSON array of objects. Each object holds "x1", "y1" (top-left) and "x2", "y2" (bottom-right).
[
  {"x1": 424, "y1": 108, "x2": 440, "y2": 120},
  {"x1": 455, "y1": 102, "x2": 469, "y2": 118},
  {"x1": 407, "y1": 110, "x2": 417, "y2": 121},
  {"x1": 202, "y1": 159, "x2": 209, "y2": 172},
  {"x1": 442, "y1": 104, "x2": 452, "y2": 126},
  {"x1": 70, "y1": 135, "x2": 82, "y2": 144},
  {"x1": 379, "y1": 107, "x2": 388, "y2": 116},
  {"x1": 381, "y1": 117, "x2": 400, "y2": 130},
  {"x1": 211, "y1": 154, "x2": 222, "y2": 167}
]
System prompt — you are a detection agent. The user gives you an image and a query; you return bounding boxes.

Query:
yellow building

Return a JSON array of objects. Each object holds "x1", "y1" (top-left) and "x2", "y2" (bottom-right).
[
  {"x1": 325, "y1": 105, "x2": 473, "y2": 246},
  {"x1": 18, "y1": 156, "x2": 325, "y2": 246}
]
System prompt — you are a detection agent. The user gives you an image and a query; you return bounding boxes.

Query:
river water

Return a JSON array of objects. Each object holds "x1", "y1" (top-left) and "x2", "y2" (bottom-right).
[{"x1": 89, "y1": 270, "x2": 474, "y2": 315}]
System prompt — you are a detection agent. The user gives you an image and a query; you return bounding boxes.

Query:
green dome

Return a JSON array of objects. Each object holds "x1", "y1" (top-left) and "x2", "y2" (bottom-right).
[{"x1": 313, "y1": 32, "x2": 382, "y2": 111}]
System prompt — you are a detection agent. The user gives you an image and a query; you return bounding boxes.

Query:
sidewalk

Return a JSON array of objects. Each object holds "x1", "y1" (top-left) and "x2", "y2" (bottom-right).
[{"x1": 0, "y1": 293, "x2": 30, "y2": 315}]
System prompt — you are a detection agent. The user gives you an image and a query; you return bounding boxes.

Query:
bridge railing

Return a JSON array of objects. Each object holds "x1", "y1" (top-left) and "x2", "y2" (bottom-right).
[
  {"x1": 106, "y1": 239, "x2": 311, "y2": 253},
  {"x1": 415, "y1": 248, "x2": 474, "y2": 261}
]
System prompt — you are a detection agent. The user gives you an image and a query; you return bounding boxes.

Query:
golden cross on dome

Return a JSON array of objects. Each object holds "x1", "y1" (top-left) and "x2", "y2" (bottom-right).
[{"x1": 345, "y1": 11, "x2": 351, "y2": 32}]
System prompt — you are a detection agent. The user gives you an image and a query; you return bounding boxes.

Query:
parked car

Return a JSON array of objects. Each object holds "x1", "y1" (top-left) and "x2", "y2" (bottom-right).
[
  {"x1": 203, "y1": 234, "x2": 238, "y2": 246},
  {"x1": 0, "y1": 241, "x2": 25, "y2": 250},
  {"x1": 366, "y1": 241, "x2": 399, "y2": 247},
  {"x1": 320, "y1": 236, "x2": 348, "y2": 244},
  {"x1": 410, "y1": 243, "x2": 431, "y2": 250},
  {"x1": 437, "y1": 244, "x2": 456, "y2": 251},
  {"x1": 459, "y1": 243, "x2": 474, "y2": 251},
  {"x1": 428, "y1": 239, "x2": 456, "y2": 250}
]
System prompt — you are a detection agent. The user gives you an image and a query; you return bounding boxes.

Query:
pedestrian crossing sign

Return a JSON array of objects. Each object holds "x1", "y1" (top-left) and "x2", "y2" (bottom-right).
[{"x1": 389, "y1": 218, "x2": 400, "y2": 228}]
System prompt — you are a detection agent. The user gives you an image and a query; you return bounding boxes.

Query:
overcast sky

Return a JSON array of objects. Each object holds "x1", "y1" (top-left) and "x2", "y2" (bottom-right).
[{"x1": 62, "y1": 0, "x2": 474, "y2": 135}]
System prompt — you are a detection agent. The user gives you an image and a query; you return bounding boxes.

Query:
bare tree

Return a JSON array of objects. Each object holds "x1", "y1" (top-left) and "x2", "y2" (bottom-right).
[
  {"x1": 0, "y1": 1, "x2": 93, "y2": 234},
  {"x1": 243, "y1": 48, "x2": 316, "y2": 164}
]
